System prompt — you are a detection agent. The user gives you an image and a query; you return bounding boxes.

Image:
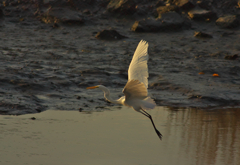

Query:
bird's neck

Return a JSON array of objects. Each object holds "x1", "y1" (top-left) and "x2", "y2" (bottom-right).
[{"x1": 101, "y1": 86, "x2": 122, "y2": 104}]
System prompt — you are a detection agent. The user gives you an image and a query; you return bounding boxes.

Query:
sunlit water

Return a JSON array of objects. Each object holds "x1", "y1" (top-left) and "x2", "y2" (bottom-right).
[{"x1": 0, "y1": 107, "x2": 239, "y2": 165}]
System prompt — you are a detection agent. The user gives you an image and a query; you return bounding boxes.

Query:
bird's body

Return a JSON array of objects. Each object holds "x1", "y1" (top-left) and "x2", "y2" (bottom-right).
[{"x1": 87, "y1": 40, "x2": 162, "y2": 140}]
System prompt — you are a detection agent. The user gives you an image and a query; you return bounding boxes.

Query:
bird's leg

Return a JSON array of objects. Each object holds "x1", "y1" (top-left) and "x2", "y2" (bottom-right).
[{"x1": 139, "y1": 109, "x2": 163, "y2": 140}]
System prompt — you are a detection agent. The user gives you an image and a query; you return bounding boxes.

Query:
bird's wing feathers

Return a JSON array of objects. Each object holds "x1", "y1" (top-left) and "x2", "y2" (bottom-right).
[
  {"x1": 123, "y1": 79, "x2": 148, "y2": 101},
  {"x1": 123, "y1": 40, "x2": 155, "y2": 110},
  {"x1": 140, "y1": 97, "x2": 156, "y2": 110},
  {"x1": 122, "y1": 80, "x2": 156, "y2": 110},
  {"x1": 128, "y1": 40, "x2": 149, "y2": 89}
]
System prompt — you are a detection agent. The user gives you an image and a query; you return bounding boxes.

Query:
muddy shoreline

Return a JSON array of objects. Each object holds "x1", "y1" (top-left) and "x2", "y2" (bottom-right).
[{"x1": 0, "y1": 0, "x2": 240, "y2": 115}]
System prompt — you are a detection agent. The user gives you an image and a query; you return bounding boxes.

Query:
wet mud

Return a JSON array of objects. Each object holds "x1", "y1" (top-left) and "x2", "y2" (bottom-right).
[{"x1": 0, "y1": 0, "x2": 240, "y2": 114}]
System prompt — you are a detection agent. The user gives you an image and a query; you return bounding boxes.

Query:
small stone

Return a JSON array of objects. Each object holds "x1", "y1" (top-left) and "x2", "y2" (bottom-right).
[
  {"x1": 83, "y1": 9, "x2": 91, "y2": 15},
  {"x1": 107, "y1": 0, "x2": 137, "y2": 14},
  {"x1": 221, "y1": 32, "x2": 235, "y2": 37},
  {"x1": 194, "y1": 31, "x2": 213, "y2": 38},
  {"x1": 155, "y1": 0, "x2": 166, "y2": 7},
  {"x1": 79, "y1": 108, "x2": 83, "y2": 112},
  {"x1": 131, "y1": 21, "x2": 147, "y2": 32},
  {"x1": 224, "y1": 54, "x2": 238, "y2": 60},
  {"x1": 41, "y1": 7, "x2": 84, "y2": 25},
  {"x1": 95, "y1": 29, "x2": 127, "y2": 40},
  {"x1": 216, "y1": 15, "x2": 239, "y2": 28},
  {"x1": 174, "y1": 0, "x2": 195, "y2": 10},
  {"x1": 156, "y1": 5, "x2": 178, "y2": 16},
  {"x1": 188, "y1": 7, "x2": 216, "y2": 20},
  {"x1": 132, "y1": 11, "x2": 188, "y2": 32},
  {"x1": 53, "y1": 22, "x2": 59, "y2": 28}
]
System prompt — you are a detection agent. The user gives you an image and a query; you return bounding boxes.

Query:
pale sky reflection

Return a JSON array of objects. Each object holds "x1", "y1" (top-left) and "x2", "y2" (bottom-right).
[{"x1": 0, "y1": 107, "x2": 239, "y2": 165}]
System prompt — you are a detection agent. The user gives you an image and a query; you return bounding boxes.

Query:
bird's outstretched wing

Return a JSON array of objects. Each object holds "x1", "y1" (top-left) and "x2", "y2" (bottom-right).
[
  {"x1": 123, "y1": 79, "x2": 148, "y2": 101},
  {"x1": 123, "y1": 79, "x2": 156, "y2": 110},
  {"x1": 128, "y1": 40, "x2": 149, "y2": 89}
]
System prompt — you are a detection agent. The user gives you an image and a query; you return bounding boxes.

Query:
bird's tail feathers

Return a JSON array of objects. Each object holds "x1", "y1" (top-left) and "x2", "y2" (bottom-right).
[{"x1": 140, "y1": 97, "x2": 156, "y2": 110}]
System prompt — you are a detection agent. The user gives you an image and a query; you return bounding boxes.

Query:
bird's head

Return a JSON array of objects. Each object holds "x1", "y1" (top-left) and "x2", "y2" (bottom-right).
[
  {"x1": 86, "y1": 85, "x2": 106, "y2": 90},
  {"x1": 86, "y1": 85, "x2": 110, "y2": 94},
  {"x1": 86, "y1": 85, "x2": 99, "y2": 89}
]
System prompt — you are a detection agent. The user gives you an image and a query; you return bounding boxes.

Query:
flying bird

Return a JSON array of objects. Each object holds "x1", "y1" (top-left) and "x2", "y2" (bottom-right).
[{"x1": 87, "y1": 40, "x2": 162, "y2": 140}]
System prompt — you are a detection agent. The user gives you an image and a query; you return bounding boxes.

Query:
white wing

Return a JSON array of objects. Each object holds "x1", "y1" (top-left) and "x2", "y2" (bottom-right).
[
  {"x1": 122, "y1": 79, "x2": 156, "y2": 110},
  {"x1": 128, "y1": 40, "x2": 149, "y2": 89},
  {"x1": 123, "y1": 79, "x2": 148, "y2": 101},
  {"x1": 122, "y1": 40, "x2": 156, "y2": 110}
]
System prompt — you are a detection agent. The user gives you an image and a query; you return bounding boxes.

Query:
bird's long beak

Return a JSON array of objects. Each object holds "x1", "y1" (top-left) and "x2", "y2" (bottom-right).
[{"x1": 86, "y1": 86, "x2": 98, "y2": 89}]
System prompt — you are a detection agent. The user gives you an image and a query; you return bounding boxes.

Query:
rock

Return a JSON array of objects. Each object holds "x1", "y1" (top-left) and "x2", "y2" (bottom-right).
[
  {"x1": 156, "y1": 5, "x2": 178, "y2": 16},
  {"x1": 194, "y1": 31, "x2": 213, "y2": 38},
  {"x1": 216, "y1": 15, "x2": 240, "y2": 28},
  {"x1": 188, "y1": 7, "x2": 216, "y2": 21},
  {"x1": 52, "y1": 22, "x2": 59, "y2": 28},
  {"x1": 132, "y1": 11, "x2": 189, "y2": 32},
  {"x1": 224, "y1": 54, "x2": 238, "y2": 60},
  {"x1": 82, "y1": 9, "x2": 91, "y2": 15},
  {"x1": 79, "y1": 108, "x2": 83, "y2": 112},
  {"x1": 133, "y1": 5, "x2": 149, "y2": 17},
  {"x1": 174, "y1": 0, "x2": 195, "y2": 10},
  {"x1": 9, "y1": 0, "x2": 19, "y2": 6},
  {"x1": 67, "y1": 0, "x2": 110, "y2": 12},
  {"x1": 131, "y1": 20, "x2": 151, "y2": 32},
  {"x1": 30, "y1": 117, "x2": 36, "y2": 120},
  {"x1": 95, "y1": 29, "x2": 127, "y2": 40},
  {"x1": 41, "y1": 7, "x2": 84, "y2": 25},
  {"x1": 196, "y1": 0, "x2": 211, "y2": 10},
  {"x1": 159, "y1": 11, "x2": 185, "y2": 25},
  {"x1": 155, "y1": 0, "x2": 166, "y2": 7},
  {"x1": 221, "y1": 31, "x2": 235, "y2": 37},
  {"x1": 107, "y1": 0, "x2": 137, "y2": 14}
]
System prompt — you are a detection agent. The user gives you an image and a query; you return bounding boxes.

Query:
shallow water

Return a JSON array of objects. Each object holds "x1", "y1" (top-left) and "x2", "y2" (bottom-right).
[{"x1": 0, "y1": 107, "x2": 239, "y2": 165}]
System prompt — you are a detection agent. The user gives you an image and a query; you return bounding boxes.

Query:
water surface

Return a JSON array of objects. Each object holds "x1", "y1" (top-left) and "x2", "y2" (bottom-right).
[{"x1": 0, "y1": 107, "x2": 239, "y2": 165}]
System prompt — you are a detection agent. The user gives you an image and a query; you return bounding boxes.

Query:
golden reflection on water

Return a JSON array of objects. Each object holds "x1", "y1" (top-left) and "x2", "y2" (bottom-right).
[
  {"x1": 164, "y1": 107, "x2": 240, "y2": 165},
  {"x1": 0, "y1": 107, "x2": 239, "y2": 165}
]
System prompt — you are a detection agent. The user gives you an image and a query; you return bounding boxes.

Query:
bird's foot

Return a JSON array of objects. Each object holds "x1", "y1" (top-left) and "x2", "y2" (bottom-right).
[{"x1": 156, "y1": 129, "x2": 163, "y2": 140}]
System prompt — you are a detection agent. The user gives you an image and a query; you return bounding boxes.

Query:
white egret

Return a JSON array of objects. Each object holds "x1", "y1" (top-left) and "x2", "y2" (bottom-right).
[{"x1": 87, "y1": 40, "x2": 162, "y2": 140}]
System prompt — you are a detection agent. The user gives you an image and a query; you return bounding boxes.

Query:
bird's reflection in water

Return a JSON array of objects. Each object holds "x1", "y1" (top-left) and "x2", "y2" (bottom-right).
[{"x1": 156, "y1": 107, "x2": 240, "y2": 165}]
